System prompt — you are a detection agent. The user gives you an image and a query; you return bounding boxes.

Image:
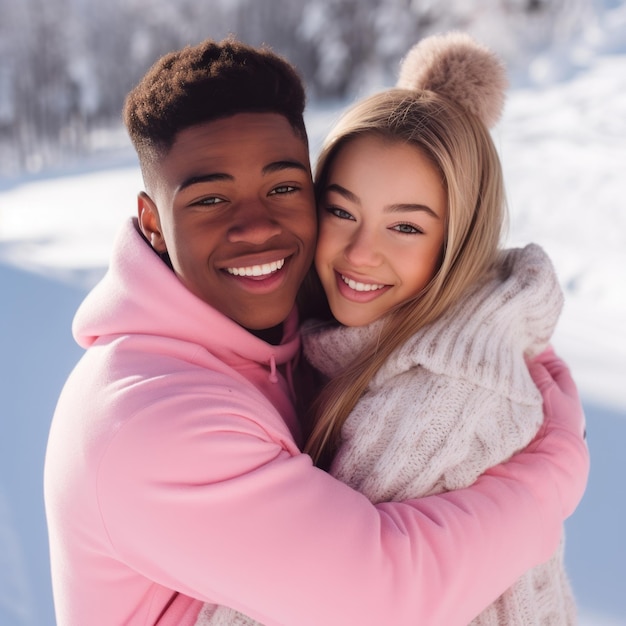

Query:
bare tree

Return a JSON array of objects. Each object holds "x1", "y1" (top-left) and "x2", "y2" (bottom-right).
[{"x1": 0, "y1": 0, "x2": 598, "y2": 176}]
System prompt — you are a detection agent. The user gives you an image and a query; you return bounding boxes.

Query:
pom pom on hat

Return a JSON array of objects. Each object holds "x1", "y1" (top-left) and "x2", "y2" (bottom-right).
[{"x1": 397, "y1": 32, "x2": 508, "y2": 128}]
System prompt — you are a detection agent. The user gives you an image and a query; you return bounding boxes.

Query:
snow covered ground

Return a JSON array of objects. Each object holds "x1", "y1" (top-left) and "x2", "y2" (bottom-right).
[{"x1": 1, "y1": 19, "x2": 625, "y2": 626}]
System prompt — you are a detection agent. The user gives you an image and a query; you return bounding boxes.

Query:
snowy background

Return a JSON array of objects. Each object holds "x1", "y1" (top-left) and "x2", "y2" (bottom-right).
[{"x1": 1, "y1": 1, "x2": 625, "y2": 624}]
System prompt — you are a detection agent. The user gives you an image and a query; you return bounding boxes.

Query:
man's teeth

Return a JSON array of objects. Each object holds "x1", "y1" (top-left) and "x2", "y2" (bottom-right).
[
  {"x1": 227, "y1": 259, "x2": 285, "y2": 277},
  {"x1": 341, "y1": 274, "x2": 385, "y2": 292}
]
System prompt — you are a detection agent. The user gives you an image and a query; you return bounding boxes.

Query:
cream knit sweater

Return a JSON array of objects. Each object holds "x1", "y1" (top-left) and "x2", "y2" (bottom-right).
[{"x1": 196, "y1": 244, "x2": 576, "y2": 625}]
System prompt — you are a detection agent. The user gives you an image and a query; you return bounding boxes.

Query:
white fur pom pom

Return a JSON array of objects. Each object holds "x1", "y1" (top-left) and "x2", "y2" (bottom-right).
[{"x1": 397, "y1": 32, "x2": 508, "y2": 128}]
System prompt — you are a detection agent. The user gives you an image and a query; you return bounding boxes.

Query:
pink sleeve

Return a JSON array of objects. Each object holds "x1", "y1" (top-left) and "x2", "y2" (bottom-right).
[{"x1": 96, "y1": 359, "x2": 588, "y2": 626}]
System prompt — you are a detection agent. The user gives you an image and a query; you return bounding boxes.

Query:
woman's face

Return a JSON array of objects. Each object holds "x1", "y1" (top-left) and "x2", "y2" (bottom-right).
[{"x1": 315, "y1": 134, "x2": 447, "y2": 327}]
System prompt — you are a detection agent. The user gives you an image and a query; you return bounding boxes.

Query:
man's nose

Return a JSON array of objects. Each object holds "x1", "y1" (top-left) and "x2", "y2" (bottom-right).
[{"x1": 227, "y1": 199, "x2": 282, "y2": 244}]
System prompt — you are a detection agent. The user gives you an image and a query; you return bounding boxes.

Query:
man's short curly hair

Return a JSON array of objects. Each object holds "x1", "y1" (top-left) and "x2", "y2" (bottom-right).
[{"x1": 123, "y1": 37, "x2": 307, "y2": 166}]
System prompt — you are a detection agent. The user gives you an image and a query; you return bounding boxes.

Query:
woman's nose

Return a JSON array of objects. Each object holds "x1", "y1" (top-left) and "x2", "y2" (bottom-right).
[{"x1": 344, "y1": 227, "x2": 381, "y2": 267}]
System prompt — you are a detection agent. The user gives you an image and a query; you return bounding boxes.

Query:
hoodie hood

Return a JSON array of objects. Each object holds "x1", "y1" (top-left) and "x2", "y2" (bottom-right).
[{"x1": 73, "y1": 219, "x2": 301, "y2": 378}]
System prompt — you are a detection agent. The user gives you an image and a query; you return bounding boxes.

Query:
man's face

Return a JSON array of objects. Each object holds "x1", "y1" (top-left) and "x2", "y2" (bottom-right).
[{"x1": 138, "y1": 113, "x2": 317, "y2": 331}]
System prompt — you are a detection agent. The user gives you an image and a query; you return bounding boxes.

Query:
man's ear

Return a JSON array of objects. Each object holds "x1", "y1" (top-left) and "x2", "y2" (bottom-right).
[{"x1": 137, "y1": 192, "x2": 167, "y2": 253}]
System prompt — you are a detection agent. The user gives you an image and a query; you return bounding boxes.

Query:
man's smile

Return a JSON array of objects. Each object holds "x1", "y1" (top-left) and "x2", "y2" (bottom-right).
[{"x1": 226, "y1": 258, "x2": 285, "y2": 277}]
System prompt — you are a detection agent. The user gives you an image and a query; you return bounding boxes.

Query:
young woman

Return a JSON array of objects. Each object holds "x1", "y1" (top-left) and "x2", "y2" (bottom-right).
[
  {"x1": 197, "y1": 32, "x2": 580, "y2": 626},
  {"x1": 302, "y1": 32, "x2": 577, "y2": 624}
]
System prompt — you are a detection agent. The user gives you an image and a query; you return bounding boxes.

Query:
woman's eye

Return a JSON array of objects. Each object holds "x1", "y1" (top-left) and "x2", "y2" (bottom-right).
[
  {"x1": 327, "y1": 206, "x2": 355, "y2": 221},
  {"x1": 270, "y1": 185, "x2": 297, "y2": 195},
  {"x1": 392, "y1": 223, "x2": 423, "y2": 234}
]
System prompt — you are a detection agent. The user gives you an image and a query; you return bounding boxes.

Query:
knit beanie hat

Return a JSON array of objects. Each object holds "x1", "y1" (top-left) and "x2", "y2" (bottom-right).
[{"x1": 397, "y1": 31, "x2": 509, "y2": 128}]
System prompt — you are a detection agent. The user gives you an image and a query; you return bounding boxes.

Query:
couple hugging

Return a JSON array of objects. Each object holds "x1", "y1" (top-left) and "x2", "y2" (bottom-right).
[{"x1": 45, "y1": 32, "x2": 588, "y2": 626}]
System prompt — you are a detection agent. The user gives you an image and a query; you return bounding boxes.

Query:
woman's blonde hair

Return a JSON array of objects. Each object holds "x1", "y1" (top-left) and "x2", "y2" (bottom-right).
[{"x1": 303, "y1": 88, "x2": 507, "y2": 467}]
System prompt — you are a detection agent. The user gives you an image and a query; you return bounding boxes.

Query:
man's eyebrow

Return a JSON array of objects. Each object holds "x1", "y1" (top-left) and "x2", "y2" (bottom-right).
[
  {"x1": 262, "y1": 160, "x2": 309, "y2": 175},
  {"x1": 179, "y1": 173, "x2": 233, "y2": 192},
  {"x1": 326, "y1": 183, "x2": 441, "y2": 219},
  {"x1": 178, "y1": 160, "x2": 309, "y2": 192}
]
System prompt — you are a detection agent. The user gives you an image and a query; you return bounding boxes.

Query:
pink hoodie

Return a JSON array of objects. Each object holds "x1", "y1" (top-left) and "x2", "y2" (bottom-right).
[{"x1": 44, "y1": 219, "x2": 588, "y2": 625}]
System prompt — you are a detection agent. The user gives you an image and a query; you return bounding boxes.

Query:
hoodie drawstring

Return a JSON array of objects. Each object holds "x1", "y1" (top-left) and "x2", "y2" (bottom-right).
[{"x1": 268, "y1": 354, "x2": 278, "y2": 384}]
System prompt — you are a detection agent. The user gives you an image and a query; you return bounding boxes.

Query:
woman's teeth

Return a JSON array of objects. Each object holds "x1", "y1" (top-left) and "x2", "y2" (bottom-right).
[{"x1": 341, "y1": 274, "x2": 385, "y2": 292}]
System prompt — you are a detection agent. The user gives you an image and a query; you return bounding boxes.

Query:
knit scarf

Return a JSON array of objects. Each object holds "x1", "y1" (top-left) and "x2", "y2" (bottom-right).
[{"x1": 302, "y1": 243, "x2": 576, "y2": 625}]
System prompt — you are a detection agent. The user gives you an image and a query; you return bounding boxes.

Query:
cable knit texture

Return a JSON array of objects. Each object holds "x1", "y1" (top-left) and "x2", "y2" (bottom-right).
[
  {"x1": 304, "y1": 243, "x2": 576, "y2": 625},
  {"x1": 195, "y1": 244, "x2": 576, "y2": 625}
]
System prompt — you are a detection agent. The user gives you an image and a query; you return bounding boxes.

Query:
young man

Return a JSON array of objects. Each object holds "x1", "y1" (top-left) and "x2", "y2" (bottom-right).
[{"x1": 44, "y1": 38, "x2": 588, "y2": 625}]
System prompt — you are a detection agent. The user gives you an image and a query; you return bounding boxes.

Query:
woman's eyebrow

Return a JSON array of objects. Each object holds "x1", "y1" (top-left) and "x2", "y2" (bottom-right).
[
  {"x1": 386, "y1": 203, "x2": 440, "y2": 219},
  {"x1": 326, "y1": 184, "x2": 440, "y2": 219},
  {"x1": 326, "y1": 183, "x2": 359, "y2": 204}
]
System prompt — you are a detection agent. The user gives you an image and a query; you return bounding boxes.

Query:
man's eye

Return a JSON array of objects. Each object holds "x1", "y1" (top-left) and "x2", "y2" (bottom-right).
[
  {"x1": 270, "y1": 185, "x2": 297, "y2": 195},
  {"x1": 196, "y1": 196, "x2": 225, "y2": 206}
]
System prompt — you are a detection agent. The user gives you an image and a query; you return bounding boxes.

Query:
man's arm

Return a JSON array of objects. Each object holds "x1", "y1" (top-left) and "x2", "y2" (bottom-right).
[{"x1": 98, "y1": 351, "x2": 588, "y2": 626}]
